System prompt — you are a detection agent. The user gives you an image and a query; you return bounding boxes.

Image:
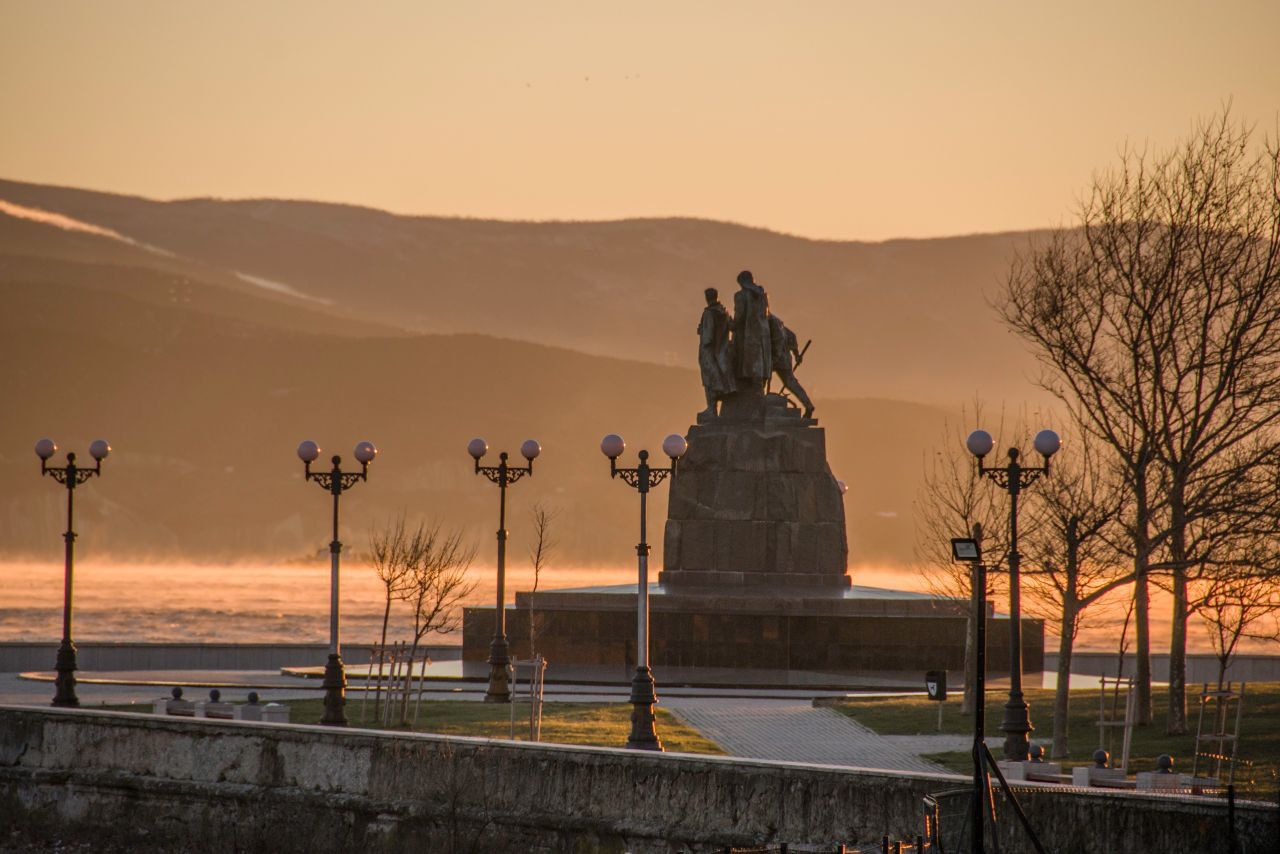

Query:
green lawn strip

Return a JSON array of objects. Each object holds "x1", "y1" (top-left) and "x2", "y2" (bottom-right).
[
  {"x1": 103, "y1": 698, "x2": 723, "y2": 755},
  {"x1": 832, "y1": 684, "x2": 1280, "y2": 798}
]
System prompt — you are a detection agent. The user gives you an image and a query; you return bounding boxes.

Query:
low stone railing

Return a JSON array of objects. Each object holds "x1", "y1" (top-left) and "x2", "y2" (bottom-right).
[{"x1": 0, "y1": 706, "x2": 1273, "y2": 852}]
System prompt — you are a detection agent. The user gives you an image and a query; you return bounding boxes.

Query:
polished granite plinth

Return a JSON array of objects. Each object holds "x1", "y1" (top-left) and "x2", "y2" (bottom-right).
[{"x1": 461, "y1": 582, "x2": 1044, "y2": 685}]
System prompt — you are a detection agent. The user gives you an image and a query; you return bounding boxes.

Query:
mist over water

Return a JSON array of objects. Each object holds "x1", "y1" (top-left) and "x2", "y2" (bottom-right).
[
  {"x1": 0, "y1": 561, "x2": 1257, "y2": 655},
  {"x1": 0, "y1": 560, "x2": 628, "y2": 646}
]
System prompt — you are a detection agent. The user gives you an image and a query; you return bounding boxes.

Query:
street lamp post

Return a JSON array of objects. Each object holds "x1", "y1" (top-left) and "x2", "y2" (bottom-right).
[
  {"x1": 600, "y1": 432, "x2": 687, "y2": 751},
  {"x1": 468, "y1": 437, "x2": 541, "y2": 703},
  {"x1": 36, "y1": 437, "x2": 110, "y2": 708},
  {"x1": 297, "y1": 438, "x2": 378, "y2": 727},
  {"x1": 966, "y1": 428, "x2": 1060, "y2": 761}
]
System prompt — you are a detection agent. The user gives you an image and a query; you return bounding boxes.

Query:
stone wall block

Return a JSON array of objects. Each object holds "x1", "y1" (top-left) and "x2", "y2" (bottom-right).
[
  {"x1": 792, "y1": 525, "x2": 819, "y2": 572},
  {"x1": 815, "y1": 524, "x2": 848, "y2": 575},
  {"x1": 679, "y1": 520, "x2": 714, "y2": 570},
  {"x1": 764, "y1": 522, "x2": 795, "y2": 573},
  {"x1": 762, "y1": 474, "x2": 798, "y2": 521},
  {"x1": 666, "y1": 474, "x2": 699, "y2": 519},
  {"x1": 712, "y1": 472, "x2": 760, "y2": 521},
  {"x1": 662, "y1": 521, "x2": 681, "y2": 568}
]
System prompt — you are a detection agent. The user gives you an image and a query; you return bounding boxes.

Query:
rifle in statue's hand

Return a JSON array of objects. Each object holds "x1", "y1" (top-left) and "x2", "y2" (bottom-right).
[{"x1": 796, "y1": 339, "x2": 811, "y2": 368}]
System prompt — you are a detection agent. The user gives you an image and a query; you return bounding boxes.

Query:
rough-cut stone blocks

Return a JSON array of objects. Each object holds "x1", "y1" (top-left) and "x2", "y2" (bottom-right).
[{"x1": 661, "y1": 395, "x2": 849, "y2": 590}]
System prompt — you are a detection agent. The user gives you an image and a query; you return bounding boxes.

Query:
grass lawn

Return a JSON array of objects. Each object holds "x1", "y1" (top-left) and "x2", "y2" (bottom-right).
[
  {"x1": 833, "y1": 684, "x2": 1280, "y2": 799},
  {"x1": 110, "y1": 696, "x2": 723, "y2": 755}
]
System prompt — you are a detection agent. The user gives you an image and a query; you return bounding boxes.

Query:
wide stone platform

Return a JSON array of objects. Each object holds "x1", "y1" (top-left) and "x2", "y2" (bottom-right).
[{"x1": 462, "y1": 583, "x2": 1044, "y2": 683}]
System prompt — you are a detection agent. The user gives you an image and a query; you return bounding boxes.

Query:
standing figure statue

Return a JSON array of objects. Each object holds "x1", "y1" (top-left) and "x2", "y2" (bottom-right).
[
  {"x1": 697, "y1": 287, "x2": 735, "y2": 418},
  {"x1": 732, "y1": 270, "x2": 772, "y2": 391},
  {"x1": 769, "y1": 314, "x2": 815, "y2": 419}
]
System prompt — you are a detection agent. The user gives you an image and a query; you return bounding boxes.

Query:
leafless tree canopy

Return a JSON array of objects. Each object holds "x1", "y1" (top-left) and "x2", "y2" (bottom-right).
[
  {"x1": 399, "y1": 521, "x2": 479, "y2": 646},
  {"x1": 526, "y1": 502, "x2": 560, "y2": 657},
  {"x1": 1000, "y1": 110, "x2": 1280, "y2": 732}
]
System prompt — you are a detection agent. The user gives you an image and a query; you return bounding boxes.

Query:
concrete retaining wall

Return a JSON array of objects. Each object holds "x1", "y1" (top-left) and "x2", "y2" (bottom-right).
[{"x1": 1, "y1": 707, "x2": 1274, "y2": 852}]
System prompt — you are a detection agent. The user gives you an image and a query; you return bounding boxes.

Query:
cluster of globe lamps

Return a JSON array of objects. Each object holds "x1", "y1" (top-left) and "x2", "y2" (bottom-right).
[
  {"x1": 34, "y1": 437, "x2": 111, "y2": 708},
  {"x1": 964, "y1": 426, "x2": 1061, "y2": 763},
  {"x1": 33, "y1": 429, "x2": 851, "y2": 748}
]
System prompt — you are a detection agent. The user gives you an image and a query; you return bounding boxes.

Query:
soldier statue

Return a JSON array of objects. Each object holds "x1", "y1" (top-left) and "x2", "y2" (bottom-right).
[
  {"x1": 769, "y1": 314, "x2": 814, "y2": 419},
  {"x1": 697, "y1": 287, "x2": 735, "y2": 417},
  {"x1": 732, "y1": 270, "x2": 772, "y2": 392}
]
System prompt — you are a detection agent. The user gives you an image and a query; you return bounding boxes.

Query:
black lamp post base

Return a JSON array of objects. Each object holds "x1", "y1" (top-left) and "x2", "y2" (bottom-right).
[
  {"x1": 484, "y1": 662, "x2": 511, "y2": 703},
  {"x1": 1001, "y1": 693, "x2": 1032, "y2": 761},
  {"x1": 625, "y1": 666, "x2": 664, "y2": 751},
  {"x1": 484, "y1": 637, "x2": 511, "y2": 703},
  {"x1": 320, "y1": 653, "x2": 348, "y2": 726},
  {"x1": 51, "y1": 640, "x2": 79, "y2": 708}
]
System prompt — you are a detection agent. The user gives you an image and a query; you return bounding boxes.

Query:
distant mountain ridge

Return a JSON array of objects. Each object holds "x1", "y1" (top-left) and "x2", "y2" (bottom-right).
[
  {"x1": 0, "y1": 177, "x2": 1046, "y2": 405},
  {"x1": 0, "y1": 178, "x2": 1055, "y2": 567}
]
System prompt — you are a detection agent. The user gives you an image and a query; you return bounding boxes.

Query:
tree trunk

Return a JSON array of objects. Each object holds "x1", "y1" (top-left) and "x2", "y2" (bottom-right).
[
  {"x1": 1051, "y1": 597, "x2": 1077, "y2": 759},
  {"x1": 1134, "y1": 568, "x2": 1152, "y2": 725},
  {"x1": 400, "y1": 637, "x2": 421, "y2": 724},
  {"x1": 1132, "y1": 466, "x2": 1153, "y2": 725},
  {"x1": 1166, "y1": 491, "x2": 1189, "y2": 735},
  {"x1": 373, "y1": 595, "x2": 392, "y2": 720},
  {"x1": 1167, "y1": 569, "x2": 1190, "y2": 734}
]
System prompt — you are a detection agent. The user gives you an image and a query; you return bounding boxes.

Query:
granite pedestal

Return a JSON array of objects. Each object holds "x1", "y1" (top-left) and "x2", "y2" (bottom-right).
[
  {"x1": 661, "y1": 391, "x2": 849, "y2": 589},
  {"x1": 461, "y1": 391, "x2": 1045, "y2": 685},
  {"x1": 462, "y1": 584, "x2": 1044, "y2": 686}
]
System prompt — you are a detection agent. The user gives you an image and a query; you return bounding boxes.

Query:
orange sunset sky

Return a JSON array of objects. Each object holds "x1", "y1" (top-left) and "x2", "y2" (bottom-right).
[{"x1": 2, "y1": 0, "x2": 1279, "y2": 241}]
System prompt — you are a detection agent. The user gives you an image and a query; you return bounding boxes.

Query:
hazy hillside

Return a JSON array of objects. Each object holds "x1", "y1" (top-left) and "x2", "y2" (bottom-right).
[
  {"x1": 0, "y1": 178, "x2": 1047, "y2": 405},
  {"x1": 0, "y1": 240, "x2": 952, "y2": 569}
]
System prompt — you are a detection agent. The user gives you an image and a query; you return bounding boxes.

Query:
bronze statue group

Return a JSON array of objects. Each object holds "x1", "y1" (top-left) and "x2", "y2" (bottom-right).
[{"x1": 698, "y1": 270, "x2": 814, "y2": 419}]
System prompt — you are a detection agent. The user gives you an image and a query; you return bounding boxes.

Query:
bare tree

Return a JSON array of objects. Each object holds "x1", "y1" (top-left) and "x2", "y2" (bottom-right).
[
  {"x1": 1000, "y1": 111, "x2": 1280, "y2": 729},
  {"x1": 1195, "y1": 537, "x2": 1280, "y2": 690},
  {"x1": 368, "y1": 514, "x2": 417, "y2": 719},
  {"x1": 526, "y1": 502, "x2": 559, "y2": 658},
  {"x1": 1022, "y1": 433, "x2": 1131, "y2": 758},
  {"x1": 396, "y1": 520, "x2": 478, "y2": 723},
  {"x1": 914, "y1": 402, "x2": 1013, "y2": 715}
]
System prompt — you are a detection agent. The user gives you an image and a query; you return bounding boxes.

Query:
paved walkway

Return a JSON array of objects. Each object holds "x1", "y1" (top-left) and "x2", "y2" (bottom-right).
[{"x1": 666, "y1": 697, "x2": 969, "y2": 775}]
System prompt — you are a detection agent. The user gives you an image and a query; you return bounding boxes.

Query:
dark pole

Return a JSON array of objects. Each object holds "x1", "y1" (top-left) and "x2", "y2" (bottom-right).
[
  {"x1": 974, "y1": 439, "x2": 1051, "y2": 763},
  {"x1": 39, "y1": 443, "x2": 107, "y2": 709},
  {"x1": 626, "y1": 451, "x2": 662, "y2": 750},
  {"x1": 602, "y1": 436, "x2": 681, "y2": 750},
  {"x1": 470, "y1": 442, "x2": 537, "y2": 703},
  {"x1": 300, "y1": 441, "x2": 375, "y2": 727},
  {"x1": 52, "y1": 454, "x2": 79, "y2": 708},
  {"x1": 1002, "y1": 448, "x2": 1031, "y2": 760},
  {"x1": 972, "y1": 553, "x2": 987, "y2": 854},
  {"x1": 321, "y1": 455, "x2": 347, "y2": 726},
  {"x1": 486, "y1": 453, "x2": 512, "y2": 703}
]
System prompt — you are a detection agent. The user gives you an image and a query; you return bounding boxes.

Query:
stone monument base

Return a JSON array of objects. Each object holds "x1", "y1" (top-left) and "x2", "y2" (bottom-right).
[{"x1": 461, "y1": 583, "x2": 1044, "y2": 686}]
